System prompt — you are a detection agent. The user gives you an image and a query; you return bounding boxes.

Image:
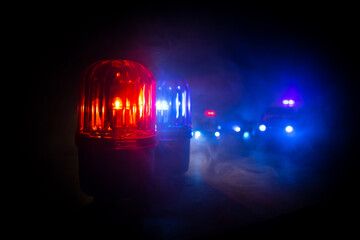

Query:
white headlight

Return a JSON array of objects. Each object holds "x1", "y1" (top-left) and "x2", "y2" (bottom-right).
[
  {"x1": 259, "y1": 124, "x2": 266, "y2": 132},
  {"x1": 285, "y1": 125, "x2": 293, "y2": 133}
]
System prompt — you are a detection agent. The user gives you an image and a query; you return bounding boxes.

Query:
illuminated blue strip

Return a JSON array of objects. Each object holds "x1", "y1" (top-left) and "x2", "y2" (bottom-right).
[
  {"x1": 175, "y1": 93, "x2": 180, "y2": 119},
  {"x1": 182, "y1": 92, "x2": 186, "y2": 117}
]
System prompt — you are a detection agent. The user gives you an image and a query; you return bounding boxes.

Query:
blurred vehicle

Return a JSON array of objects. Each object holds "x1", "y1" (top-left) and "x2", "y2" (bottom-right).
[
  {"x1": 254, "y1": 99, "x2": 304, "y2": 152},
  {"x1": 192, "y1": 110, "x2": 221, "y2": 142},
  {"x1": 191, "y1": 110, "x2": 257, "y2": 158},
  {"x1": 192, "y1": 110, "x2": 255, "y2": 147}
]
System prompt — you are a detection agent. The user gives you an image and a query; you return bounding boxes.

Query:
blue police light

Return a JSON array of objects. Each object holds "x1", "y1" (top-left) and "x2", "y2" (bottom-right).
[
  {"x1": 259, "y1": 124, "x2": 266, "y2": 132},
  {"x1": 285, "y1": 125, "x2": 294, "y2": 133},
  {"x1": 194, "y1": 131, "x2": 201, "y2": 139},
  {"x1": 243, "y1": 131, "x2": 250, "y2": 139},
  {"x1": 214, "y1": 131, "x2": 220, "y2": 137},
  {"x1": 156, "y1": 78, "x2": 192, "y2": 174},
  {"x1": 233, "y1": 126, "x2": 241, "y2": 132},
  {"x1": 156, "y1": 79, "x2": 191, "y2": 129},
  {"x1": 283, "y1": 99, "x2": 295, "y2": 107}
]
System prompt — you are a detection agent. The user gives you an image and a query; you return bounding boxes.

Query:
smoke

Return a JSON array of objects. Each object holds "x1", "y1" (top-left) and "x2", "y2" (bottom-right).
[
  {"x1": 68, "y1": 10, "x2": 343, "y2": 216},
  {"x1": 187, "y1": 137, "x2": 325, "y2": 219}
]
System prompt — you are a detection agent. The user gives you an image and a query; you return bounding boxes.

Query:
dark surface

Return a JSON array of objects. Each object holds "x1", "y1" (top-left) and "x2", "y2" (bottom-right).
[
  {"x1": 19, "y1": 139, "x2": 356, "y2": 238},
  {"x1": 155, "y1": 138, "x2": 191, "y2": 174},
  {"x1": 16, "y1": 2, "x2": 358, "y2": 238},
  {"x1": 78, "y1": 146, "x2": 155, "y2": 199}
]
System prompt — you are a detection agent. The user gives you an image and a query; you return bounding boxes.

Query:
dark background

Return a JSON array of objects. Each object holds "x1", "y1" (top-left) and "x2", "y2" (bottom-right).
[{"x1": 15, "y1": 2, "x2": 358, "y2": 237}]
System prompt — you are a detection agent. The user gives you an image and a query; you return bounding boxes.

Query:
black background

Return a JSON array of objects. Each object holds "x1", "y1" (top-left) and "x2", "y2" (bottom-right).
[{"x1": 13, "y1": 2, "x2": 359, "y2": 238}]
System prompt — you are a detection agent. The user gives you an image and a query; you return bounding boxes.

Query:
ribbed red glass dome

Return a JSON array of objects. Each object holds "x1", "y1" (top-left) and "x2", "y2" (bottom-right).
[{"x1": 76, "y1": 59, "x2": 157, "y2": 148}]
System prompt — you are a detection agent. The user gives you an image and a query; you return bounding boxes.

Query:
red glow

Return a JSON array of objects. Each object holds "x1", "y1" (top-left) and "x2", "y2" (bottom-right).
[
  {"x1": 77, "y1": 60, "x2": 156, "y2": 139},
  {"x1": 205, "y1": 110, "x2": 215, "y2": 116}
]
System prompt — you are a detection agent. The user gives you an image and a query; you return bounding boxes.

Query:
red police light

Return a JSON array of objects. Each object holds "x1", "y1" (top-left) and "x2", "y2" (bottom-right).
[
  {"x1": 75, "y1": 59, "x2": 157, "y2": 199},
  {"x1": 205, "y1": 110, "x2": 215, "y2": 116},
  {"x1": 76, "y1": 59, "x2": 157, "y2": 149}
]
